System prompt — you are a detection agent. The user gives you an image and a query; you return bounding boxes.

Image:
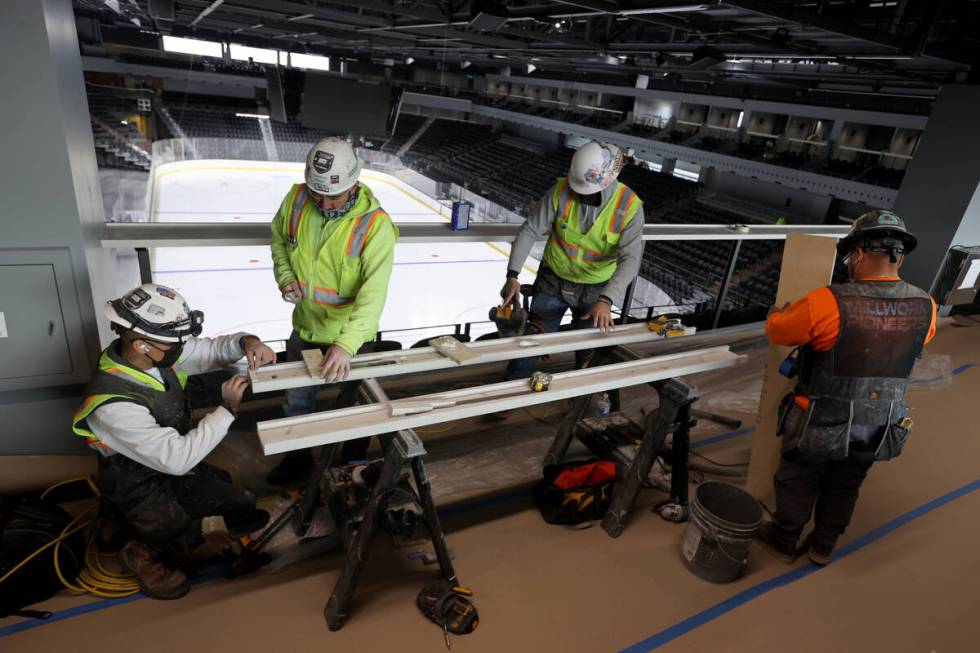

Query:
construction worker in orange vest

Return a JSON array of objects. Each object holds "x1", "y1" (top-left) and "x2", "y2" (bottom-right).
[{"x1": 758, "y1": 211, "x2": 937, "y2": 565}]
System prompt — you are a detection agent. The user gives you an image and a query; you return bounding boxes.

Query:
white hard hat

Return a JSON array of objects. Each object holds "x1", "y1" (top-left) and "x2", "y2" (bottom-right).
[
  {"x1": 305, "y1": 138, "x2": 361, "y2": 195},
  {"x1": 104, "y1": 284, "x2": 204, "y2": 343},
  {"x1": 568, "y1": 141, "x2": 624, "y2": 195}
]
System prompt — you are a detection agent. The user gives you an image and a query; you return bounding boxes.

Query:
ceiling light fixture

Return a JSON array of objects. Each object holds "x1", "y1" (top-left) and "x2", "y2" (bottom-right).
[{"x1": 618, "y1": 4, "x2": 709, "y2": 15}]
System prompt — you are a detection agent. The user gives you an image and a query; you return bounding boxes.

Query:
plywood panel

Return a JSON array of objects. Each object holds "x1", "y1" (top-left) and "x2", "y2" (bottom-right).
[{"x1": 745, "y1": 233, "x2": 839, "y2": 499}]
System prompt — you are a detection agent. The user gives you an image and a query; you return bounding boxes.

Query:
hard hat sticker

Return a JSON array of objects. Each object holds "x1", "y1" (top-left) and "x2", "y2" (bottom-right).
[
  {"x1": 312, "y1": 151, "x2": 334, "y2": 174},
  {"x1": 156, "y1": 287, "x2": 176, "y2": 299},
  {"x1": 123, "y1": 288, "x2": 151, "y2": 310},
  {"x1": 330, "y1": 175, "x2": 340, "y2": 184}
]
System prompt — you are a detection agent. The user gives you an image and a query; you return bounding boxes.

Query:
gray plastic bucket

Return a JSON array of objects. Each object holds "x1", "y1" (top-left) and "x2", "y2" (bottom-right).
[{"x1": 680, "y1": 480, "x2": 763, "y2": 583}]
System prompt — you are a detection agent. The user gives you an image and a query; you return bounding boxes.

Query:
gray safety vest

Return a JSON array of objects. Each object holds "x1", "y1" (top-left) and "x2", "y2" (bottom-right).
[{"x1": 792, "y1": 280, "x2": 932, "y2": 460}]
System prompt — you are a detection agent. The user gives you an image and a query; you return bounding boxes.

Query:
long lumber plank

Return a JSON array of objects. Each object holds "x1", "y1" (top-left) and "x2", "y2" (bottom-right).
[
  {"x1": 745, "y1": 233, "x2": 839, "y2": 499},
  {"x1": 258, "y1": 346, "x2": 744, "y2": 455},
  {"x1": 248, "y1": 321, "x2": 695, "y2": 393}
]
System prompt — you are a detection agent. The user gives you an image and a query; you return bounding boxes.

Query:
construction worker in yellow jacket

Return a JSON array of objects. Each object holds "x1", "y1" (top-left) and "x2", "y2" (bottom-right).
[
  {"x1": 267, "y1": 138, "x2": 399, "y2": 483},
  {"x1": 501, "y1": 140, "x2": 644, "y2": 379}
]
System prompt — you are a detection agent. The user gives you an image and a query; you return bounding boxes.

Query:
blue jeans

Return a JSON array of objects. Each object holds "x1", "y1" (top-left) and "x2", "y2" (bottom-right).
[
  {"x1": 504, "y1": 291, "x2": 595, "y2": 380},
  {"x1": 283, "y1": 330, "x2": 319, "y2": 417},
  {"x1": 282, "y1": 330, "x2": 373, "y2": 462}
]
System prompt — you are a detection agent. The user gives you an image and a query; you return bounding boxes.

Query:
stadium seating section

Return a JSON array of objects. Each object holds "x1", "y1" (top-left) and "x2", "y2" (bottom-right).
[{"x1": 86, "y1": 91, "x2": 831, "y2": 313}]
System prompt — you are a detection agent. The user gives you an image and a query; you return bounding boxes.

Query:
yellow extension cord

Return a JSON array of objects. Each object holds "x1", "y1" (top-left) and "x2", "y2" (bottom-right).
[{"x1": 0, "y1": 476, "x2": 141, "y2": 599}]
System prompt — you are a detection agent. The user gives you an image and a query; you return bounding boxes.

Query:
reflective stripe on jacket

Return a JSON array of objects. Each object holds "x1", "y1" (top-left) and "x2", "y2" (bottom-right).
[
  {"x1": 270, "y1": 183, "x2": 399, "y2": 354},
  {"x1": 541, "y1": 177, "x2": 641, "y2": 284}
]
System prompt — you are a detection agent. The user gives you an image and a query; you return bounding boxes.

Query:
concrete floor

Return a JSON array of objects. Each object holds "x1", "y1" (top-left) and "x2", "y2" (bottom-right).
[{"x1": 2, "y1": 319, "x2": 978, "y2": 652}]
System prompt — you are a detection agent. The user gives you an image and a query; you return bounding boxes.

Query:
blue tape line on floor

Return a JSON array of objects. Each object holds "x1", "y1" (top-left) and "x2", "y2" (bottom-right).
[
  {"x1": 3, "y1": 363, "x2": 973, "y2": 640},
  {"x1": 0, "y1": 570, "x2": 226, "y2": 639},
  {"x1": 619, "y1": 477, "x2": 980, "y2": 653},
  {"x1": 0, "y1": 426, "x2": 760, "y2": 640},
  {"x1": 908, "y1": 361, "x2": 975, "y2": 385},
  {"x1": 690, "y1": 427, "x2": 754, "y2": 449}
]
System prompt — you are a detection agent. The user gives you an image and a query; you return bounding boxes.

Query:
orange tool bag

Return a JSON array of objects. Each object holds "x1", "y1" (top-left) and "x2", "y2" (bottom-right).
[{"x1": 533, "y1": 459, "x2": 616, "y2": 525}]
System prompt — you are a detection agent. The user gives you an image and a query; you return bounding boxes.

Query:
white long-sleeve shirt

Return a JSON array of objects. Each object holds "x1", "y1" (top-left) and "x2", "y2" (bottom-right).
[{"x1": 87, "y1": 333, "x2": 249, "y2": 476}]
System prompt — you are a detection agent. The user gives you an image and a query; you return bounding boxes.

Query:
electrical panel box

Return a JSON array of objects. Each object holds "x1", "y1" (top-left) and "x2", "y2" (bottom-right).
[{"x1": 0, "y1": 249, "x2": 90, "y2": 391}]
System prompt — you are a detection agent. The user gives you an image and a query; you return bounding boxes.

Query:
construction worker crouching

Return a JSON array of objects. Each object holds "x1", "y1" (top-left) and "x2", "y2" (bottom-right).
[
  {"x1": 72, "y1": 284, "x2": 277, "y2": 599},
  {"x1": 501, "y1": 140, "x2": 644, "y2": 378},
  {"x1": 267, "y1": 138, "x2": 399, "y2": 484},
  {"x1": 758, "y1": 210, "x2": 937, "y2": 566}
]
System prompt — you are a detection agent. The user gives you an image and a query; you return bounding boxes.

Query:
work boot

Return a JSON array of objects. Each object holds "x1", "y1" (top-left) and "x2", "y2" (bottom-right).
[
  {"x1": 756, "y1": 522, "x2": 798, "y2": 564},
  {"x1": 801, "y1": 534, "x2": 835, "y2": 566},
  {"x1": 266, "y1": 450, "x2": 314, "y2": 486},
  {"x1": 120, "y1": 541, "x2": 191, "y2": 600},
  {"x1": 226, "y1": 509, "x2": 271, "y2": 537}
]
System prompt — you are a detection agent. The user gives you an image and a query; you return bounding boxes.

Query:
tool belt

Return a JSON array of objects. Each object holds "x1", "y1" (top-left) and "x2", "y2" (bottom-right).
[
  {"x1": 416, "y1": 580, "x2": 479, "y2": 636},
  {"x1": 777, "y1": 393, "x2": 912, "y2": 463},
  {"x1": 533, "y1": 459, "x2": 616, "y2": 525}
]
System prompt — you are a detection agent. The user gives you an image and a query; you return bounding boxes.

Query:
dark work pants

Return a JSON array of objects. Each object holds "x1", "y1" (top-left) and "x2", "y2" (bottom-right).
[
  {"x1": 99, "y1": 455, "x2": 256, "y2": 553},
  {"x1": 770, "y1": 405, "x2": 877, "y2": 550},
  {"x1": 282, "y1": 330, "x2": 373, "y2": 463},
  {"x1": 770, "y1": 452, "x2": 874, "y2": 550}
]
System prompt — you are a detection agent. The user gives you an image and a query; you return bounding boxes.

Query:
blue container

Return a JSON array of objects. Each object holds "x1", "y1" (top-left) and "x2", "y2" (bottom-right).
[{"x1": 450, "y1": 201, "x2": 472, "y2": 231}]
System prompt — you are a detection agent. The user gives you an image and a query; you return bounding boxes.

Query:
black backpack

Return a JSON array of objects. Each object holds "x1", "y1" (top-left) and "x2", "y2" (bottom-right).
[{"x1": 0, "y1": 495, "x2": 86, "y2": 619}]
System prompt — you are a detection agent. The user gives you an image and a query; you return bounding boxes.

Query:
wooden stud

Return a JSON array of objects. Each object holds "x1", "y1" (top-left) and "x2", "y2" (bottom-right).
[{"x1": 745, "y1": 233, "x2": 839, "y2": 500}]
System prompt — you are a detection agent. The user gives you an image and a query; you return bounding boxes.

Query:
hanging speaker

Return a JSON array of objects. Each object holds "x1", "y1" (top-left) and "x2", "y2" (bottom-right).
[{"x1": 267, "y1": 65, "x2": 287, "y2": 123}]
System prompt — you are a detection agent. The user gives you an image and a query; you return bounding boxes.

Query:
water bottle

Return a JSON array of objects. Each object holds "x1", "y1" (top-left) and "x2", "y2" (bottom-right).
[{"x1": 595, "y1": 392, "x2": 611, "y2": 417}]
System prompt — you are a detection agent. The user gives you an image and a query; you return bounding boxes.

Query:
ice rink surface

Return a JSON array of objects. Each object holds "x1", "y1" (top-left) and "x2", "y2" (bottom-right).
[{"x1": 149, "y1": 160, "x2": 539, "y2": 348}]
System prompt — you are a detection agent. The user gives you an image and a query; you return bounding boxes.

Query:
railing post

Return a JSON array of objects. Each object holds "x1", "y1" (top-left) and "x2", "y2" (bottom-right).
[
  {"x1": 136, "y1": 247, "x2": 152, "y2": 284},
  {"x1": 711, "y1": 239, "x2": 742, "y2": 330},
  {"x1": 619, "y1": 280, "x2": 636, "y2": 325}
]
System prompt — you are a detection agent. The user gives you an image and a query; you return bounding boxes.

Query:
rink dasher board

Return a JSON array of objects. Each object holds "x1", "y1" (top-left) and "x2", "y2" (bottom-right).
[
  {"x1": 248, "y1": 321, "x2": 692, "y2": 393},
  {"x1": 257, "y1": 346, "x2": 744, "y2": 455},
  {"x1": 102, "y1": 222, "x2": 849, "y2": 248}
]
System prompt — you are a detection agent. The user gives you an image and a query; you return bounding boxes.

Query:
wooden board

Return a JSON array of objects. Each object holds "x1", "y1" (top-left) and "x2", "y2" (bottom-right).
[
  {"x1": 258, "y1": 346, "x2": 744, "y2": 455},
  {"x1": 430, "y1": 336, "x2": 479, "y2": 364},
  {"x1": 745, "y1": 233, "x2": 839, "y2": 499},
  {"x1": 248, "y1": 322, "x2": 691, "y2": 393},
  {"x1": 301, "y1": 349, "x2": 323, "y2": 378}
]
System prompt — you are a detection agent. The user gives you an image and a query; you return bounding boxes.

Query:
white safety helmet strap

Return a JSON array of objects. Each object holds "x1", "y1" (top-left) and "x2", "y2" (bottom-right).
[
  {"x1": 305, "y1": 138, "x2": 361, "y2": 195},
  {"x1": 104, "y1": 284, "x2": 204, "y2": 344}
]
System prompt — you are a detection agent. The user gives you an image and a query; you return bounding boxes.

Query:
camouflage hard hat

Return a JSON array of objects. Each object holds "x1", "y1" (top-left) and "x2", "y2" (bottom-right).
[{"x1": 837, "y1": 209, "x2": 917, "y2": 257}]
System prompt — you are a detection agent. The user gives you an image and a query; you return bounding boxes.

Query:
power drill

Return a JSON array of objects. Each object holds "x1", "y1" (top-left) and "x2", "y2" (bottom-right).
[{"x1": 489, "y1": 284, "x2": 533, "y2": 337}]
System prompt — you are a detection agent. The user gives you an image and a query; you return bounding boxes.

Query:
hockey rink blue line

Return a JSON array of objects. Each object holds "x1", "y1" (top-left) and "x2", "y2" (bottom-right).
[{"x1": 619, "y1": 477, "x2": 980, "y2": 653}]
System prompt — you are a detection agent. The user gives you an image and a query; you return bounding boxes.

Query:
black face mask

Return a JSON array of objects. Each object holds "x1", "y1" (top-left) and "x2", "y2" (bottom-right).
[{"x1": 147, "y1": 341, "x2": 184, "y2": 368}]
